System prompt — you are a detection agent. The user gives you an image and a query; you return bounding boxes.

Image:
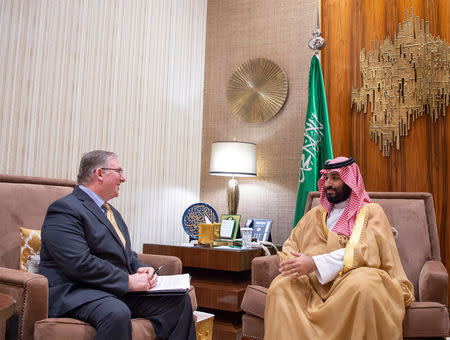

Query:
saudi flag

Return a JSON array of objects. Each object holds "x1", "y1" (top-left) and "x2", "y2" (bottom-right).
[{"x1": 293, "y1": 55, "x2": 333, "y2": 227}]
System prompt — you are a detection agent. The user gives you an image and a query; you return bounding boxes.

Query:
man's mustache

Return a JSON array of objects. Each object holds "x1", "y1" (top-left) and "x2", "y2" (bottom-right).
[{"x1": 325, "y1": 186, "x2": 336, "y2": 192}]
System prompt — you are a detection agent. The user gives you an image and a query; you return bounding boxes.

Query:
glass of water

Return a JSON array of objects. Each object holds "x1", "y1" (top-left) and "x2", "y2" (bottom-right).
[{"x1": 241, "y1": 227, "x2": 253, "y2": 248}]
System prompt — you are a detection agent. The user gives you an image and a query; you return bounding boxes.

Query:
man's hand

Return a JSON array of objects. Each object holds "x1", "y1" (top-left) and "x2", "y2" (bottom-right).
[
  {"x1": 279, "y1": 251, "x2": 316, "y2": 279},
  {"x1": 137, "y1": 266, "x2": 155, "y2": 276},
  {"x1": 129, "y1": 267, "x2": 158, "y2": 291},
  {"x1": 128, "y1": 273, "x2": 152, "y2": 291}
]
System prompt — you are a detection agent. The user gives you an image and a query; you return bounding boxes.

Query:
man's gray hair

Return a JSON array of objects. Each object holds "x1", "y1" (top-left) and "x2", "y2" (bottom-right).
[{"x1": 77, "y1": 150, "x2": 117, "y2": 184}]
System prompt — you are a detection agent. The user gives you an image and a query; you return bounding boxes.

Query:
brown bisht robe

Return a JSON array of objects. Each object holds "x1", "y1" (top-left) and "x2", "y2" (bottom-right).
[{"x1": 264, "y1": 203, "x2": 414, "y2": 340}]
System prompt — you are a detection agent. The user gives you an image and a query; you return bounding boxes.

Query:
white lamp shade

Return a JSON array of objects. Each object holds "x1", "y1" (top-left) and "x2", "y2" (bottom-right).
[{"x1": 209, "y1": 141, "x2": 256, "y2": 177}]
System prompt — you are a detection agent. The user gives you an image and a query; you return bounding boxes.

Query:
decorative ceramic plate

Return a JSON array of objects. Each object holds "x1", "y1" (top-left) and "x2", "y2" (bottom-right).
[{"x1": 182, "y1": 203, "x2": 219, "y2": 239}]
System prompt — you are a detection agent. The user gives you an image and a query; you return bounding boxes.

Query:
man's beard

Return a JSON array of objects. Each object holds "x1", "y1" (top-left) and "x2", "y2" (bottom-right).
[{"x1": 326, "y1": 183, "x2": 352, "y2": 204}]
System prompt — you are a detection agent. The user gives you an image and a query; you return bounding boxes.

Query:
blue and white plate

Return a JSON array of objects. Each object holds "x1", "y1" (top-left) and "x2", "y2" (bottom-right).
[{"x1": 182, "y1": 203, "x2": 218, "y2": 239}]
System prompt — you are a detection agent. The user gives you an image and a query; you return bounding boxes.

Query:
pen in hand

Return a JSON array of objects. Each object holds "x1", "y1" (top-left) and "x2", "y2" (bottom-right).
[{"x1": 153, "y1": 265, "x2": 164, "y2": 276}]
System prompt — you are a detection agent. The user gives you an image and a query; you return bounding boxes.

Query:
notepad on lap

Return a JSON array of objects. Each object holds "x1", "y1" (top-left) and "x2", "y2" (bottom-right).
[{"x1": 147, "y1": 273, "x2": 190, "y2": 294}]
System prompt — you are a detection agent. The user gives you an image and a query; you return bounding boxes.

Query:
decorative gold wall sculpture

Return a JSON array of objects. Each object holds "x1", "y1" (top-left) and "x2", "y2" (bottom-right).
[
  {"x1": 226, "y1": 58, "x2": 288, "y2": 123},
  {"x1": 351, "y1": 11, "x2": 450, "y2": 157}
]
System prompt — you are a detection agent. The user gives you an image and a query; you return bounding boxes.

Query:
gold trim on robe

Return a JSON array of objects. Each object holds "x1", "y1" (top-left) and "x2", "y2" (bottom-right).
[
  {"x1": 321, "y1": 209, "x2": 328, "y2": 237},
  {"x1": 343, "y1": 204, "x2": 368, "y2": 273}
]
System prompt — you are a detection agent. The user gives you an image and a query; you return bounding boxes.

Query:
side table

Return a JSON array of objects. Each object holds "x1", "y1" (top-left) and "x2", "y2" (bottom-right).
[
  {"x1": 0, "y1": 293, "x2": 16, "y2": 339},
  {"x1": 143, "y1": 244, "x2": 264, "y2": 340}
]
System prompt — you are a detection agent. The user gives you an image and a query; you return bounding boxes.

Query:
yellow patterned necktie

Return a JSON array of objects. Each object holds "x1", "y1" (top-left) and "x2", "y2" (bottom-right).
[{"x1": 102, "y1": 203, "x2": 126, "y2": 247}]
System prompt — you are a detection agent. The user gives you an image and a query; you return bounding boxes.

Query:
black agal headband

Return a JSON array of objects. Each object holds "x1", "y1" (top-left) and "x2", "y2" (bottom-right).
[{"x1": 323, "y1": 157, "x2": 355, "y2": 170}]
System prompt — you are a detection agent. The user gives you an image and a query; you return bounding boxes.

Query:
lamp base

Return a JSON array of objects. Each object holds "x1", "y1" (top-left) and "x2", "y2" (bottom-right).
[{"x1": 227, "y1": 178, "x2": 239, "y2": 215}]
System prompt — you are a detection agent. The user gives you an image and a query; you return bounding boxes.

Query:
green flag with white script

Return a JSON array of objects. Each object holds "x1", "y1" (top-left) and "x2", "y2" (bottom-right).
[{"x1": 293, "y1": 55, "x2": 333, "y2": 228}]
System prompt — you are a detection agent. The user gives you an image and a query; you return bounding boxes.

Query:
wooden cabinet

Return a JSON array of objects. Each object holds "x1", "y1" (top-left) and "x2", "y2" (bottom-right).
[{"x1": 143, "y1": 244, "x2": 264, "y2": 340}]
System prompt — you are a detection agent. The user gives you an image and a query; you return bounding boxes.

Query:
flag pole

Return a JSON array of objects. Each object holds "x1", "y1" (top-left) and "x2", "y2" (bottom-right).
[{"x1": 293, "y1": 12, "x2": 332, "y2": 228}]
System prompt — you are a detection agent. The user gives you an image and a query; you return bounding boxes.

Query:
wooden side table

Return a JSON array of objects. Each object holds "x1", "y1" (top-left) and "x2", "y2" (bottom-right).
[
  {"x1": 143, "y1": 244, "x2": 264, "y2": 340},
  {"x1": 0, "y1": 293, "x2": 16, "y2": 339},
  {"x1": 0, "y1": 293, "x2": 15, "y2": 321}
]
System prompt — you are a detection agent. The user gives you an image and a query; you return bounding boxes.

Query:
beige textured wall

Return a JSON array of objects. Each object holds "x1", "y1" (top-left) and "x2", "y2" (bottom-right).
[{"x1": 200, "y1": 0, "x2": 319, "y2": 244}]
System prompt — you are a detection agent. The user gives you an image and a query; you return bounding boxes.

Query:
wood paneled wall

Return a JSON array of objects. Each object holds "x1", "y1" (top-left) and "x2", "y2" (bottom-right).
[{"x1": 321, "y1": 0, "x2": 449, "y2": 292}]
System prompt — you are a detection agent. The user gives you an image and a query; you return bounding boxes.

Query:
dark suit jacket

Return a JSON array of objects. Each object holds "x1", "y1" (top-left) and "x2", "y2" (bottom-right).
[{"x1": 39, "y1": 186, "x2": 146, "y2": 317}]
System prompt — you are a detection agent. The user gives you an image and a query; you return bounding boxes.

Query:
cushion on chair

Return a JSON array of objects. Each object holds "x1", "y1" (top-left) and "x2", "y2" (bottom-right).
[
  {"x1": 402, "y1": 301, "x2": 449, "y2": 338},
  {"x1": 34, "y1": 318, "x2": 96, "y2": 340},
  {"x1": 131, "y1": 318, "x2": 157, "y2": 340},
  {"x1": 34, "y1": 317, "x2": 157, "y2": 340},
  {"x1": 19, "y1": 227, "x2": 41, "y2": 272},
  {"x1": 240, "y1": 285, "x2": 268, "y2": 318}
]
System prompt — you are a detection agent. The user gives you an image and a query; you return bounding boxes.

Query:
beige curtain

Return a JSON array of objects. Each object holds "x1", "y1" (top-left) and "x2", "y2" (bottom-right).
[{"x1": 0, "y1": 0, "x2": 207, "y2": 250}]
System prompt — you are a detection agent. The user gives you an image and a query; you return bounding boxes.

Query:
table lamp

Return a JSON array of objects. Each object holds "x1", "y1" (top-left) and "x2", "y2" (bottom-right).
[{"x1": 209, "y1": 141, "x2": 257, "y2": 215}]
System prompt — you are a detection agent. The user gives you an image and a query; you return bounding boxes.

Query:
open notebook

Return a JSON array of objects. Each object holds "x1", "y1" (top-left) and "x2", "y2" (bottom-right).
[
  {"x1": 128, "y1": 273, "x2": 190, "y2": 296},
  {"x1": 148, "y1": 273, "x2": 190, "y2": 294}
]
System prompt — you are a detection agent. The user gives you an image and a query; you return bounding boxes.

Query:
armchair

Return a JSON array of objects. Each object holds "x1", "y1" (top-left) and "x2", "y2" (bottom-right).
[
  {"x1": 0, "y1": 174, "x2": 196, "y2": 340},
  {"x1": 241, "y1": 192, "x2": 449, "y2": 339}
]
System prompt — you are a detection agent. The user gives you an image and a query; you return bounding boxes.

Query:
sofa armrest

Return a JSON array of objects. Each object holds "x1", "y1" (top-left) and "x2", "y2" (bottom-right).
[
  {"x1": 241, "y1": 285, "x2": 268, "y2": 318},
  {"x1": 251, "y1": 255, "x2": 280, "y2": 288},
  {"x1": 188, "y1": 285, "x2": 197, "y2": 312},
  {"x1": 0, "y1": 267, "x2": 48, "y2": 340},
  {"x1": 419, "y1": 260, "x2": 448, "y2": 306},
  {"x1": 137, "y1": 253, "x2": 182, "y2": 275}
]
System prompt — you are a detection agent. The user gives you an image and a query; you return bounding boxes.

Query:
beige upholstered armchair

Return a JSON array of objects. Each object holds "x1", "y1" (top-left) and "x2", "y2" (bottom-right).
[
  {"x1": 241, "y1": 192, "x2": 449, "y2": 339},
  {"x1": 0, "y1": 174, "x2": 196, "y2": 340}
]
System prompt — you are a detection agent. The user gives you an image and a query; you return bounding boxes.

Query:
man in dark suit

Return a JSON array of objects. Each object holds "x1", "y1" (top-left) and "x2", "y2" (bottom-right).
[{"x1": 38, "y1": 150, "x2": 196, "y2": 340}]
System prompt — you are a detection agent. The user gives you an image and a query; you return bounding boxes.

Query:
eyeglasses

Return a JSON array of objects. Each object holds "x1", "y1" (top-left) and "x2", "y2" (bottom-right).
[{"x1": 101, "y1": 167, "x2": 124, "y2": 175}]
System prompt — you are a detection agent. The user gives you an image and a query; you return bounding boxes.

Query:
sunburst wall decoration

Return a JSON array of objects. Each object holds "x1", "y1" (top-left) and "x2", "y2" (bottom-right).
[
  {"x1": 226, "y1": 58, "x2": 288, "y2": 123},
  {"x1": 351, "y1": 11, "x2": 449, "y2": 157}
]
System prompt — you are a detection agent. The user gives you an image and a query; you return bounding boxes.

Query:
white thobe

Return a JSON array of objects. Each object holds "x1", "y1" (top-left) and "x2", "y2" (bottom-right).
[{"x1": 312, "y1": 199, "x2": 348, "y2": 284}]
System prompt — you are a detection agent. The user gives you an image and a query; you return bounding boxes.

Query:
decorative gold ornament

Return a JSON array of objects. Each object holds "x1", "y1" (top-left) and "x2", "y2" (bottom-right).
[
  {"x1": 351, "y1": 11, "x2": 450, "y2": 157},
  {"x1": 226, "y1": 58, "x2": 288, "y2": 123}
]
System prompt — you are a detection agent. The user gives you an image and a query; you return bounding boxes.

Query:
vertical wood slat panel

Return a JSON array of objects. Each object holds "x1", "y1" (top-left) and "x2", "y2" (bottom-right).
[
  {"x1": 322, "y1": 0, "x2": 449, "y2": 299},
  {"x1": 0, "y1": 0, "x2": 207, "y2": 251}
]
